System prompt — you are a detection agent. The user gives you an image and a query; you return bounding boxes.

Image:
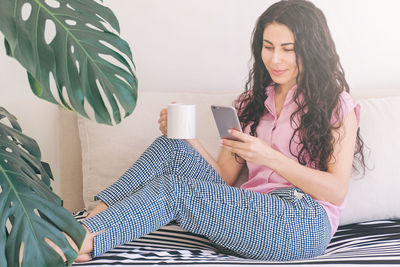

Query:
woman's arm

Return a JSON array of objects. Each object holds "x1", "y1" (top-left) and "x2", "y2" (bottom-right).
[
  {"x1": 159, "y1": 108, "x2": 244, "y2": 185},
  {"x1": 222, "y1": 110, "x2": 358, "y2": 206}
]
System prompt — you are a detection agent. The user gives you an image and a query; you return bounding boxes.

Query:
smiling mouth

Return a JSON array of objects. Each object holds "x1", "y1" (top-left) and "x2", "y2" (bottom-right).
[{"x1": 270, "y1": 69, "x2": 287, "y2": 76}]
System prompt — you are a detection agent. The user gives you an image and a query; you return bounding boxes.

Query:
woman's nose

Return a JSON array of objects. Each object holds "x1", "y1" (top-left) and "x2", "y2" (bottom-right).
[{"x1": 271, "y1": 50, "x2": 282, "y2": 64}]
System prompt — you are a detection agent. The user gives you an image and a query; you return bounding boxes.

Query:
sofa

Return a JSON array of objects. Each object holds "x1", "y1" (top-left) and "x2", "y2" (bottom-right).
[{"x1": 65, "y1": 89, "x2": 400, "y2": 266}]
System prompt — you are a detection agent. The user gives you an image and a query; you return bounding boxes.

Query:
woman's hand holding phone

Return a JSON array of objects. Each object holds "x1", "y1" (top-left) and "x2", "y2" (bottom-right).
[
  {"x1": 211, "y1": 105, "x2": 279, "y2": 167},
  {"x1": 221, "y1": 129, "x2": 279, "y2": 167}
]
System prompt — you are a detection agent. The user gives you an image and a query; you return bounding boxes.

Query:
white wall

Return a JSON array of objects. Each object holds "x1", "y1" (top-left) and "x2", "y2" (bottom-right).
[
  {"x1": 1, "y1": 0, "x2": 399, "y2": 210},
  {"x1": 105, "y1": 0, "x2": 400, "y2": 96},
  {"x1": 0, "y1": 48, "x2": 60, "y2": 192},
  {"x1": 317, "y1": 0, "x2": 400, "y2": 96}
]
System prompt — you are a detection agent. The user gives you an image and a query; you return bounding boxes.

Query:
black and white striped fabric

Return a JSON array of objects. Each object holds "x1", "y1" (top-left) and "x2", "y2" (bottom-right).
[{"x1": 72, "y1": 209, "x2": 400, "y2": 266}]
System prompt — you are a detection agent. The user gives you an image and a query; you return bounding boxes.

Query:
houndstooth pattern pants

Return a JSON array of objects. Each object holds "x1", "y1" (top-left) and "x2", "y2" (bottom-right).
[{"x1": 81, "y1": 135, "x2": 331, "y2": 261}]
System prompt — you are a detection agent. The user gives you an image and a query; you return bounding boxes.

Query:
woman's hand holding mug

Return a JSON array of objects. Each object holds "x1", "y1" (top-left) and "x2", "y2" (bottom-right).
[{"x1": 158, "y1": 108, "x2": 168, "y2": 136}]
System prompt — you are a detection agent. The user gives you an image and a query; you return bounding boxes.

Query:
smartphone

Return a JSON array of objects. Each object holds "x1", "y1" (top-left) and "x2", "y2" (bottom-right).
[{"x1": 211, "y1": 105, "x2": 243, "y2": 141}]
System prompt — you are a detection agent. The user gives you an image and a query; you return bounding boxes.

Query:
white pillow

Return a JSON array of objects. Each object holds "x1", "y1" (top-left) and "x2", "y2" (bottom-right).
[
  {"x1": 78, "y1": 91, "x2": 400, "y2": 225},
  {"x1": 78, "y1": 90, "x2": 241, "y2": 210},
  {"x1": 339, "y1": 95, "x2": 400, "y2": 225}
]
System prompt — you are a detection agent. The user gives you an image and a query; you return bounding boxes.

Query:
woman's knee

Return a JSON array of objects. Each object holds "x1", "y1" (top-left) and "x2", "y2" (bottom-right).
[
  {"x1": 153, "y1": 135, "x2": 189, "y2": 153},
  {"x1": 154, "y1": 135, "x2": 170, "y2": 145}
]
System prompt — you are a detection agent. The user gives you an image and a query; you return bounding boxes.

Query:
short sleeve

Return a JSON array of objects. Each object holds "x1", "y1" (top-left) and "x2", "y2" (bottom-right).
[{"x1": 331, "y1": 91, "x2": 360, "y2": 127}]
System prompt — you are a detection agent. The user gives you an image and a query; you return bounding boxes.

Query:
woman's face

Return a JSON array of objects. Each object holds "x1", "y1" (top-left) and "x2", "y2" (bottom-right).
[{"x1": 261, "y1": 22, "x2": 300, "y2": 91}]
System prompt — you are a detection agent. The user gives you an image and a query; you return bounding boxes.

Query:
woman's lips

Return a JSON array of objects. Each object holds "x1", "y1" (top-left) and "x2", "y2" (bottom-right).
[{"x1": 270, "y1": 69, "x2": 287, "y2": 76}]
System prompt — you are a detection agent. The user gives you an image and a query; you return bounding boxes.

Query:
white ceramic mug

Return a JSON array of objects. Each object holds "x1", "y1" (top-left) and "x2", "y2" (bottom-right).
[{"x1": 167, "y1": 103, "x2": 196, "y2": 139}]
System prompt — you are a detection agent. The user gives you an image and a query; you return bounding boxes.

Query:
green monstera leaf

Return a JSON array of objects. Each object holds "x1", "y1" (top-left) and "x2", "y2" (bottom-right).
[
  {"x1": 0, "y1": 107, "x2": 86, "y2": 266},
  {"x1": 0, "y1": 0, "x2": 138, "y2": 125}
]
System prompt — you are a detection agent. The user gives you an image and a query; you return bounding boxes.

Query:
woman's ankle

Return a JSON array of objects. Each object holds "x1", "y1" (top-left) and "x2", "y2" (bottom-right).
[{"x1": 86, "y1": 201, "x2": 108, "y2": 219}]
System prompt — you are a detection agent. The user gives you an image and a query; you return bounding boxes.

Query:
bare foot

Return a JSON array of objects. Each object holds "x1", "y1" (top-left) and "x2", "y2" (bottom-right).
[
  {"x1": 65, "y1": 224, "x2": 94, "y2": 262},
  {"x1": 45, "y1": 224, "x2": 96, "y2": 263}
]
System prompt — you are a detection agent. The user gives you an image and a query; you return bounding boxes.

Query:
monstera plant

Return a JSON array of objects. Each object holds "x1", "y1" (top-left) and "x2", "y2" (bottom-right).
[{"x1": 0, "y1": 0, "x2": 137, "y2": 266}]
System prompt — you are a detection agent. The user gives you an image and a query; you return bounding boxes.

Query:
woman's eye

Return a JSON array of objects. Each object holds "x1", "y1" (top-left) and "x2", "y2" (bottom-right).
[
  {"x1": 284, "y1": 48, "x2": 295, "y2": 52},
  {"x1": 264, "y1": 46, "x2": 273, "y2": 50}
]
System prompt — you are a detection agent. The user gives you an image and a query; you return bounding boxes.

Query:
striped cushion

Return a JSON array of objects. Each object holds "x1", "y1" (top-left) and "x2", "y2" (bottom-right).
[{"x1": 72, "y1": 210, "x2": 400, "y2": 266}]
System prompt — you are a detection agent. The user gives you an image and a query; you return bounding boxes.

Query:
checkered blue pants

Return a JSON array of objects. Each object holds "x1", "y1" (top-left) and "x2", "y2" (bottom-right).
[{"x1": 81, "y1": 135, "x2": 331, "y2": 261}]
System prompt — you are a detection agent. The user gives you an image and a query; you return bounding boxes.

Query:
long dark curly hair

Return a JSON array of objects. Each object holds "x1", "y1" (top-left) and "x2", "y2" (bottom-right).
[{"x1": 236, "y1": 0, "x2": 365, "y2": 172}]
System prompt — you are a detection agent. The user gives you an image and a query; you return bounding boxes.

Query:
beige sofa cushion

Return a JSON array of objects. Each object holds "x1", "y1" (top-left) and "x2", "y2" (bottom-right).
[{"x1": 339, "y1": 95, "x2": 400, "y2": 225}]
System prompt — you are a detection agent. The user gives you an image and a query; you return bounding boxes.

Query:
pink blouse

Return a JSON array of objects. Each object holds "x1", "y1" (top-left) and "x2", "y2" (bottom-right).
[{"x1": 240, "y1": 84, "x2": 360, "y2": 237}]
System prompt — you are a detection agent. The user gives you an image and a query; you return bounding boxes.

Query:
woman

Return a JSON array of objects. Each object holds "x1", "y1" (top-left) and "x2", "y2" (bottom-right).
[{"x1": 70, "y1": 0, "x2": 365, "y2": 262}]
